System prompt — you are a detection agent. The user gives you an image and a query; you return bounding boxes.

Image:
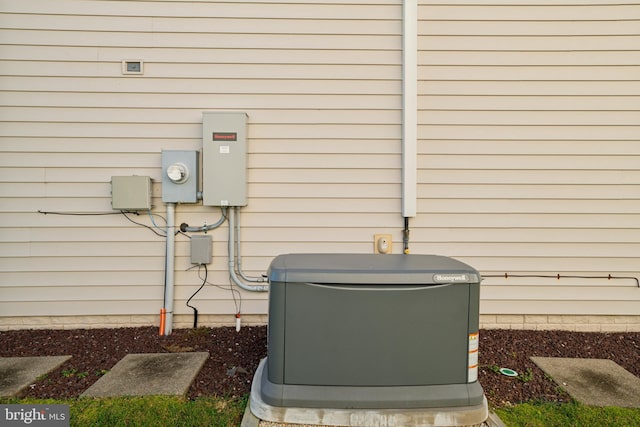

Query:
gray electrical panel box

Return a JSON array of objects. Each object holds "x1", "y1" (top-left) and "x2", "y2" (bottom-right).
[
  {"x1": 111, "y1": 176, "x2": 152, "y2": 211},
  {"x1": 202, "y1": 112, "x2": 248, "y2": 207},
  {"x1": 259, "y1": 253, "x2": 485, "y2": 411},
  {"x1": 161, "y1": 150, "x2": 199, "y2": 203}
]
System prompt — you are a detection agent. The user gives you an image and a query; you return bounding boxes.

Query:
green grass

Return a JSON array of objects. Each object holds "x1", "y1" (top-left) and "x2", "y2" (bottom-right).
[
  {"x1": 0, "y1": 395, "x2": 246, "y2": 427},
  {"x1": 495, "y1": 401, "x2": 640, "y2": 427},
  {"x1": 4, "y1": 396, "x2": 640, "y2": 426}
]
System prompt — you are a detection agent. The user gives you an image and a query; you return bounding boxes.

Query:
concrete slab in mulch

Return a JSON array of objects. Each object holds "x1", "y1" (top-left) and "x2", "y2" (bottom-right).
[
  {"x1": 82, "y1": 352, "x2": 209, "y2": 398},
  {"x1": 531, "y1": 357, "x2": 640, "y2": 408},
  {"x1": 0, "y1": 356, "x2": 72, "y2": 397}
]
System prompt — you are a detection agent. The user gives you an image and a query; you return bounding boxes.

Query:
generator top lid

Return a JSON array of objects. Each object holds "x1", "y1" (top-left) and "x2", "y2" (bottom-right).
[{"x1": 268, "y1": 253, "x2": 480, "y2": 285}]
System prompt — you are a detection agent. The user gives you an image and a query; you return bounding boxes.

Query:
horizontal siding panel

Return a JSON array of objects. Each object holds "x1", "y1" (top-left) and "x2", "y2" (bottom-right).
[
  {"x1": 422, "y1": 5, "x2": 640, "y2": 21},
  {"x1": 245, "y1": 198, "x2": 399, "y2": 213},
  {"x1": 415, "y1": 199, "x2": 640, "y2": 214},
  {"x1": 0, "y1": 92, "x2": 402, "y2": 109},
  {"x1": 236, "y1": 212, "x2": 403, "y2": 228},
  {"x1": 0, "y1": 168, "x2": 45, "y2": 182},
  {"x1": 481, "y1": 286, "x2": 640, "y2": 301},
  {"x1": 252, "y1": 124, "x2": 399, "y2": 139},
  {"x1": 0, "y1": 301, "x2": 162, "y2": 317},
  {"x1": 409, "y1": 227, "x2": 640, "y2": 244},
  {"x1": 411, "y1": 213, "x2": 639, "y2": 229},
  {"x1": 0, "y1": 61, "x2": 401, "y2": 80},
  {"x1": 417, "y1": 184, "x2": 640, "y2": 200},
  {"x1": 418, "y1": 170, "x2": 639, "y2": 185},
  {"x1": 0, "y1": 138, "x2": 400, "y2": 155},
  {"x1": 1, "y1": 15, "x2": 401, "y2": 36},
  {"x1": 418, "y1": 111, "x2": 640, "y2": 126},
  {"x1": 0, "y1": 138, "x2": 201, "y2": 153},
  {"x1": 0, "y1": 213, "x2": 167, "y2": 228},
  {"x1": 0, "y1": 271, "x2": 162, "y2": 286},
  {"x1": 0, "y1": 153, "x2": 159, "y2": 168},
  {"x1": 0, "y1": 45, "x2": 401, "y2": 65},
  {"x1": 481, "y1": 277, "x2": 640, "y2": 287},
  {"x1": 427, "y1": 0, "x2": 639, "y2": 4},
  {"x1": 418, "y1": 125, "x2": 640, "y2": 140},
  {"x1": 419, "y1": 36, "x2": 640, "y2": 51},
  {"x1": 421, "y1": 20, "x2": 640, "y2": 36},
  {"x1": 251, "y1": 139, "x2": 400, "y2": 154},
  {"x1": 0, "y1": 242, "x2": 166, "y2": 258},
  {"x1": 453, "y1": 257, "x2": 639, "y2": 273},
  {"x1": 420, "y1": 51, "x2": 640, "y2": 66},
  {"x1": 241, "y1": 241, "x2": 640, "y2": 258},
  {"x1": 0, "y1": 298, "x2": 267, "y2": 317},
  {"x1": 0, "y1": 227, "x2": 177, "y2": 243},
  {"x1": 0, "y1": 30, "x2": 402, "y2": 51},
  {"x1": 242, "y1": 226, "x2": 640, "y2": 244},
  {"x1": 249, "y1": 183, "x2": 400, "y2": 198},
  {"x1": 0, "y1": 256, "x2": 164, "y2": 272},
  {"x1": 249, "y1": 154, "x2": 398, "y2": 169},
  {"x1": 420, "y1": 65, "x2": 640, "y2": 81},
  {"x1": 0, "y1": 211, "x2": 403, "y2": 229},
  {"x1": 2, "y1": 2, "x2": 400, "y2": 20},
  {"x1": 419, "y1": 81, "x2": 640, "y2": 95},
  {"x1": 2, "y1": 286, "x2": 162, "y2": 302},
  {"x1": 418, "y1": 154, "x2": 640, "y2": 169},
  {"x1": 250, "y1": 169, "x2": 400, "y2": 184},
  {"x1": 480, "y1": 300, "x2": 639, "y2": 316},
  {"x1": 0, "y1": 107, "x2": 401, "y2": 125},
  {"x1": 0, "y1": 122, "x2": 198, "y2": 138},
  {"x1": 420, "y1": 140, "x2": 640, "y2": 155},
  {"x1": 408, "y1": 242, "x2": 640, "y2": 258},
  {"x1": 420, "y1": 96, "x2": 640, "y2": 111},
  {"x1": 1, "y1": 77, "x2": 400, "y2": 95}
]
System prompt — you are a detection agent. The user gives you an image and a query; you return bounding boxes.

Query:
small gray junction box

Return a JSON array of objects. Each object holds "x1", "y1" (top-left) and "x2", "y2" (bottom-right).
[
  {"x1": 260, "y1": 253, "x2": 485, "y2": 410},
  {"x1": 190, "y1": 235, "x2": 212, "y2": 265}
]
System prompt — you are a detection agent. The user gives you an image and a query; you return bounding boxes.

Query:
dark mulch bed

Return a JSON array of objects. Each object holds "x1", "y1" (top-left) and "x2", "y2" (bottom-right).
[{"x1": 1, "y1": 326, "x2": 638, "y2": 408}]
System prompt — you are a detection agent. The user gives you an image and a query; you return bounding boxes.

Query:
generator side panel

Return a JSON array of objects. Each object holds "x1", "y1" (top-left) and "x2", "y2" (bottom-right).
[
  {"x1": 266, "y1": 280, "x2": 287, "y2": 385},
  {"x1": 202, "y1": 112, "x2": 248, "y2": 207}
]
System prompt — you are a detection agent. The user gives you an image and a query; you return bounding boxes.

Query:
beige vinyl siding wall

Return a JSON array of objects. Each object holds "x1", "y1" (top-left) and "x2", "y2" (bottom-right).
[
  {"x1": 417, "y1": 1, "x2": 640, "y2": 321},
  {"x1": 0, "y1": 0, "x2": 404, "y2": 326},
  {"x1": 1, "y1": 0, "x2": 638, "y2": 330}
]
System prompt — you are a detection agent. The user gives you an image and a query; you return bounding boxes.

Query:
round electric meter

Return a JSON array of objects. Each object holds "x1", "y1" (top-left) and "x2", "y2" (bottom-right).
[{"x1": 167, "y1": 163, "x2": 189, "y2": 184}]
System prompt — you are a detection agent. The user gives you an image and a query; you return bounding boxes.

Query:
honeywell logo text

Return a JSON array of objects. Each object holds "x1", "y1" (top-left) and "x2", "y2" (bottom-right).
[{"x1": 433, "y1": 274, "x2": 468, "y2": 283}]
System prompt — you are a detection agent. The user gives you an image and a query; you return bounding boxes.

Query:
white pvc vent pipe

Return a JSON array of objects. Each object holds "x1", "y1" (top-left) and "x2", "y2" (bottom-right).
[{"x1": 402, "y1": 0, "x2": 418, "y2": 218}]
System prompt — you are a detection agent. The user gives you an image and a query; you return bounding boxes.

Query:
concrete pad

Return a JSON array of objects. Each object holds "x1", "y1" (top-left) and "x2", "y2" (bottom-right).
[
  {"x1": 531, "y1": 357, "x2": 640, "y2": 408},
  {"x1": 247, "y1": 359, "x2": 488, "y2": 427},
  {"x1": 0, "y1": 355, "x2": 72, "y2": 397},
  {"x1": 82, "y1": 352, "x2": 208, "y2": 398}
]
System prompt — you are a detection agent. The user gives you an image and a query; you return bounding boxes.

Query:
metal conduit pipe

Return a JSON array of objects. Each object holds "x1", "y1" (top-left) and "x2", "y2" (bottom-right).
[
  {"x1": 179, "y1": 208, "x2": 227, "y2": 233},
  {"x1": 234, "y1": 207, "x2": 267, "y2": 283},
  {"x1": 228, "y1": 206, "x2": 268, "y2": 292},
  {"x1": 161, "y1": 202, "x2": 176, "y2": 335}
]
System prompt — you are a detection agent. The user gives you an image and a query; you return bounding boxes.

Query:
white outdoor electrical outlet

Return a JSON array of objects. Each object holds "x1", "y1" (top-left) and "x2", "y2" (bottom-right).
[{"x1": 374, "y1": 234, "x2": 393, "y2": 254}]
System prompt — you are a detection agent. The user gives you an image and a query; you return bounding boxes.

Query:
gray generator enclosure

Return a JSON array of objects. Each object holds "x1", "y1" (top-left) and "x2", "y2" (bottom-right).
[{"x1": 261, "y1": 253, "x2": 485, "y2": 409}]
